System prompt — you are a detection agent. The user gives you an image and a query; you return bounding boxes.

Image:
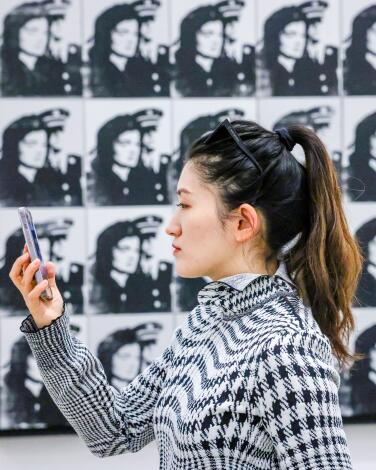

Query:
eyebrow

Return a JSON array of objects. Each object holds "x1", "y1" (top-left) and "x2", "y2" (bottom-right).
[{"x1": 176, "y1": 188, "x2": 192, "y2": 196}]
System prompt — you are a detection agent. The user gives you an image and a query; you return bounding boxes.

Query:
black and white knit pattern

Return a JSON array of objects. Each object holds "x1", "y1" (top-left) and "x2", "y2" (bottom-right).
[{"x1": 20, "y1": 261, "x2": 353, "y2": 469}]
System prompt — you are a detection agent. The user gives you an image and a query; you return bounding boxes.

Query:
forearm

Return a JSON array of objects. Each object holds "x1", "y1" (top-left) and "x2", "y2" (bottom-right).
[{"x1": 20, "y1": 307, "x2": 134, "y2": 457}]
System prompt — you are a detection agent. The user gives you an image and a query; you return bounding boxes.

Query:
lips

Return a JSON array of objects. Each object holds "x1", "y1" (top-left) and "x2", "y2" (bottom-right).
[{"x1": 172, "y1": 244, "x2": 181, "y2": 250}]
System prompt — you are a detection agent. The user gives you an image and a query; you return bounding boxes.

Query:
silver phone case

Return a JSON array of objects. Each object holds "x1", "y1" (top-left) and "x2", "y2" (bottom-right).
[{"x1": 18, "y1": 207, "x2": 53, "y2": 301}]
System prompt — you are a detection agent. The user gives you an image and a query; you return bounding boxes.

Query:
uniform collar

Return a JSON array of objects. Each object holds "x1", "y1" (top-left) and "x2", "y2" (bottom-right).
[{"x1": 197, "y1": 260, "x2": 299, "y2": 319}]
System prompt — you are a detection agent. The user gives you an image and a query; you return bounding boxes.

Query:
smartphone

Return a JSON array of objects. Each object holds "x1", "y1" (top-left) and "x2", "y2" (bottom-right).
[{"x1": 18, "y1": 207, "x2": 53, "y2": 301}]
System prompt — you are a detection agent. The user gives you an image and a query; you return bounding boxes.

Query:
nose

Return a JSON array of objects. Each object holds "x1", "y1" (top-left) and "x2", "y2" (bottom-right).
[{"x1": 164, "y1": 218, "x2": 181, "y2": 237}]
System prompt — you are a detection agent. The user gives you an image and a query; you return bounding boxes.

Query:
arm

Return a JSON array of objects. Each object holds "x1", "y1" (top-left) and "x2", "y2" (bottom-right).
[
  {"x1": 251, "y1": 331, "x2": 353, "y2": 469},
  {"x1": 20, "y1": 304, "x2": 176, "y2": 458}
]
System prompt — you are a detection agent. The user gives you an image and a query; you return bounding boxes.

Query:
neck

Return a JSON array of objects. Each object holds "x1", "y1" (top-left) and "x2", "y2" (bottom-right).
[
  {"x1": 18, "y1": 50, "x2": 38, "y2": 70},
  {"x1": 109, "y1": 52, "x2": 129, "y2": 71},
  {"x1": 195, "y1": 54, "x2": 214, "y2": 72},
  {"x1": 18, "y1": 164, "x2": 38, "y2": 182},
  {"x1": 210, "y1": 258, "x2": 279, "y2": 282},
  {"x1": 365, "y1": 51, "x2": 376, "y2": 70},
  {"x1": 278, "y1": 53, "x2": 296, "y2": 72},
  {"x1": 110, "y1": 268, "x2": 130, "y2": 287},
  {"x1": 112, "y1": 162, "x2": 131, "y2": 181}
]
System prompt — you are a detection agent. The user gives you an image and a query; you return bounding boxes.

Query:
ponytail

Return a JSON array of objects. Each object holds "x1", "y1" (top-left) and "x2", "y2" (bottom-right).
[
  {"x1": 187, "y1": 119, "x2": 365, "y2": 371},
  {"x1": 287, "y1": 125, "x2": 365, "y2": 370}
]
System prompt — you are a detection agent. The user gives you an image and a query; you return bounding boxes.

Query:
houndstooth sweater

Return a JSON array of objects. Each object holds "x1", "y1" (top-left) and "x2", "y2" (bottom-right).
[{"x1": 20, "y1": 261, "x2": 353, "y2": 469}]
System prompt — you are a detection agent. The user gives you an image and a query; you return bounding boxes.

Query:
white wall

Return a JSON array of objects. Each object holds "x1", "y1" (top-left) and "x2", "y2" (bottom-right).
[{"x1": 0, "y1": 423, "x2": 375, "y2": 470}]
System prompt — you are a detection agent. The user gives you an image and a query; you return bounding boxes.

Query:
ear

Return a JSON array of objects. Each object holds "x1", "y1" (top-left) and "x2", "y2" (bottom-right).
[{"x1": 233, "y1": 204, "x2": 260, "y2": 243}]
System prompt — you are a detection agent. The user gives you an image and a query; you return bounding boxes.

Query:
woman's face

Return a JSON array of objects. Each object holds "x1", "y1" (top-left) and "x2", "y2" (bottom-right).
[
  {"x1": 366, "y1": 22, "x2": 376, "y2": 55},
  {"x1": 19, "y1": 17, "x2": 48, "y2": 57},
  {"x1": 113, "y1": 129, "x2": 140, "y2": 168},
  {"x1": 279, "y1": 21, "x2": 306, "y2": 59},
  {"x1": 165, "y1": 161, "x2": 239, "y2": 280},
  {"x1": 196, "y1": 20, "x2": 223, "y2": 59},
  {"x1": 368, "y1": 235, "x2": 376, "y2": 265},
  {"x1": 369, "y1": 130, "x2": 376, "y2": 158},
  {"x1": 112, "y1": 343, "x2": 141, "y2": 382},
  {"x1": 18, "y1": 129, "x2": 48, "y2": 169},
  {"x1": 112, "y1": 235, "x2": 140, "y2": 274},
  {"x1": 111, "y1": 19, "x2": 138, "y2": 58},
  {"x1": 26, "y1": 355, "x2": 42, "y2": 382}
]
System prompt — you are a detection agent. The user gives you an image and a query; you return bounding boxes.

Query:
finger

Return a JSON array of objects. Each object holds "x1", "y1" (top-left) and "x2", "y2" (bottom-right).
[
  {"x1": 22, "y1": 258, "x2": 41, "y2": 293},
  {"x1": 28, "y1": 279, "x2": 49, "y2": 304},
  {"x1": 45, "y1": 261, "x2": 57, "y2": 288},
  {"x1": 9, "y1": 252, "x2": 31, "y2": 284}
]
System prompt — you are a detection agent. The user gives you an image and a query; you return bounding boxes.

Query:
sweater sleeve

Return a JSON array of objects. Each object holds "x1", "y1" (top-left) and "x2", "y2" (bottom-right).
[
  {"x1": 252, "y1": 331, "x2": 353, "y2": 470},
  {"x1": 19, "y1": 305, "x2": 176, "y2": 458}
]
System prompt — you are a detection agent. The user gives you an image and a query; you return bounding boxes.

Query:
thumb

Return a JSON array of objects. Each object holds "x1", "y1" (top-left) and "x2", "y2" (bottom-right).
[{"x1": 45, "y1": 261, "x2": 58, "y2": 288}]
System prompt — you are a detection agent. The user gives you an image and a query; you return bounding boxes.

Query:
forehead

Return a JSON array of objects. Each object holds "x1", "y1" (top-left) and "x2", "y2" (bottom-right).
[{"x1": 177, "y1": 162, "x2": 213, "y2": 197}]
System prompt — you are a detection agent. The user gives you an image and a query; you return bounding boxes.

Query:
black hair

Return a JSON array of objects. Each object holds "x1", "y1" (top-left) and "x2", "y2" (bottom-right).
[{"x1": 185, "y1": 119, "x2": 364, "y2": 369}]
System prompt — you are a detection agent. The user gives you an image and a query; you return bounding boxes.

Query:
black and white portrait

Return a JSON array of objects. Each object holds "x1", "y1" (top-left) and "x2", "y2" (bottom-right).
[
  {"x1": 0, "y1": 208, "x2": 85, "y2": 315},
  {"x1": 0, "y1": 316, "x2": 87, "y2": 430},
  {"x1": 353, "y1": 217, "x2": 376, "y2": 308},
  {"x1": 86, "y1": 101, "x2": 171, "y2": 206},
  {"x1": 259, "y1": 97, "x2": 342, "y2": 183},
  {"x1": 170, "y1": 0, "x2": 256, "y2": 97},
  {"x1": 89, "y1": 314, "x2": 173, "y2": 389},
  {"x1": 84, "y1": 0, "x2": 170, "y2": 97},
  {"x1": 88, "y1": 208, "x2": 173, "y2": 314},
  {"x1": 348, "y1": 322, "x2": 376, "y2": 416},
  {"x1": 344, "y1": 100, "x2": 376, "y2": 202},
  {"x1": 343, "y1": 1, "x2": 376, "y2": 96},
  {"x1": 0, "y1": 102, "x2": 83, "y2": 207},
  {"x1": 0, "y1": 0, "x2": 82, "y2": 96},
  {"x1": 258, "y1": 0, "x2": 339, "y2": 96}
]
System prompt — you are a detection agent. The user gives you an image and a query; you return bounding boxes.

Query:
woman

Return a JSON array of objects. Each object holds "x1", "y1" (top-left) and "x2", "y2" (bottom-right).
[
  {"x1": 353, "y1": 218, "x2": 376, "y2": 308},
  {"x1": 344, "y1": 5, "x2": 376, "y2": 95},
  {"x1": 88, "y1": 220, "x2": 148, "y2": 314},
  {"x1": 349, "y1": 324, "x2": 376, "y2": 416},
  {"x1": 1, "y1": 335, "x2": 70, "y2": 429},
  {"x1": 0, "y1": 114, "x2": 53, "y2": 207},
  {"x1": 347, "y1": 111, "x2": 376, "y2": 201},
  {"x1": 261, "y1": 6, "x2": 307, "y2": 96},
  {"x1": 87, "y1": 113, "x2": 166, "y2": 206},
  {"x1": 97, "y1": 322, "x2": 162, "y2": 389},
  {"x1": 262, "y1": 3, "x2": 337, "y2": 96},
  {"x1": 11, "y1": 119, "x2": 361, "y2": 467},
  {"x1": 89, "y1": 3, "x2": 169, "y2": 97},
  {"x1": 1, "y1": 1, "x2": 81, "y2": 96},
  {"x1": 173, "y1": 4, "x2": 253, "y2": 97}
]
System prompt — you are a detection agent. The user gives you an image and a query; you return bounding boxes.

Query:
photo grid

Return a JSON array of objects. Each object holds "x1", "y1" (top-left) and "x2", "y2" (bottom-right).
[{"x1": 0, "y1": 0, "x2": 376, "y2": 434}]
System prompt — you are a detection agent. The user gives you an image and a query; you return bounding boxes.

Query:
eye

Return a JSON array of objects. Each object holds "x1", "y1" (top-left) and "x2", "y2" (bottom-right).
[{"x1": 176, "y1": 203, "x2": 188, "y2": 209}]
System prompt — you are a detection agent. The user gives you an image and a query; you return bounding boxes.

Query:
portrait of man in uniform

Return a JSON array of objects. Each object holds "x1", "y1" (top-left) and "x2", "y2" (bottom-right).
[
  {"x1": 88, "y1": 216, "x2": 172, "y2": 314},
  {"x1": 0, "y1": 322, "x2": 81, "y2": 430},
  {"x1": 0, "y1": 218, "x2": 84, "y2": 315},
  {"x1": 0, "y1": 109, "x2": 82, "y2": 207},
  {"x1": 353, "y1": 218, "x2": 376, "y2": 308},
  {"x1": 260, "y1": 0, "x2": 338, "y2": 96},
  {"x1": 87, "y1": 0, "x2": 170, "y2": 97},
  {"x1": 96, "y1": 322, "x2": 163, "y2": 389},
  {"x1": 87, "y1": 108, "x2": 171, "y2": 206},
  {"x1": 344, "y1": 4, "x2": 376, "y2": 95},
  {"x1": 171, "y1": 0, "x2": 255, "y2": 97},
  {"x1": 1, "y1": 0, "x2": 82, "y2": 96},
  {"x1": 346, "y1": 111, "x2": 376, "y2": 202}
]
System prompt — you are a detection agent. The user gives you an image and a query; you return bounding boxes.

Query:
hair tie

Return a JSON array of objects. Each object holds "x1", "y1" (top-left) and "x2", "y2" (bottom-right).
[{"x1": 275, "y1": 127, "x2": 295, "y2": 152}]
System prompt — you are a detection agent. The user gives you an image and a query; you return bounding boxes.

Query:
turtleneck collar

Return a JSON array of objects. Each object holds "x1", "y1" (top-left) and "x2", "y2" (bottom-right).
[{"x1": 197, "y1": 260, "x2": 300, "y2": 319}]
